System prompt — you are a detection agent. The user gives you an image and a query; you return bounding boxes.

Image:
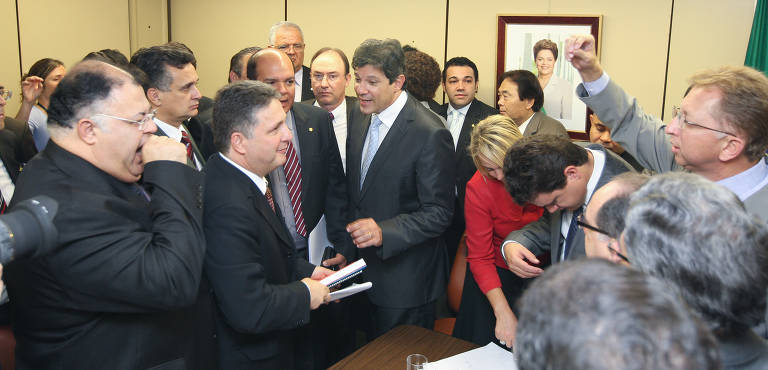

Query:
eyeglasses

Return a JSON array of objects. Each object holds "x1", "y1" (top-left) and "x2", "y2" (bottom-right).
[
  {"x1": 311, "y1": 73, "x2": 341, "y2": 83},
  {"x1": 577, "y1": 214, "x2": 630, "y2": 263},
  {"x1": 92, "y1": 109, "x2": 157, "y2": 130},
  {"x1": 0, "y1": 89, "x2": 11, "y2": 101},
  {"x1": 672, "y1": 106, "x2": 735, "y2": 136},
  {"x1": 275, "y1": 43, "x2": 305, "y2": 52}
]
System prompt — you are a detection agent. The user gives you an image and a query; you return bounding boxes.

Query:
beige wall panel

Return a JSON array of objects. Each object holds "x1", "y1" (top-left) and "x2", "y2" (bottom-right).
[
  {"x1": 17, "y1": 0, "x2": 130, "y2": 74},
  {"x1": 288, "y1": 0, "x2": 447, "y2": 100},
  {"x1": 130, "y1": 0, "x2": 169, "y2": 54},
  {"x1": 449, "y1": 0, "x2": 672, "y2": 117},
  {"x1": 663, "y1": 0, "x2": 754, "y2": 121},
  {"x1": 0, "y1": 0, "x2": 22, "y2": 115},
  {"x1": 170, "y1": 0, "x2": 284, "y2": 99}
]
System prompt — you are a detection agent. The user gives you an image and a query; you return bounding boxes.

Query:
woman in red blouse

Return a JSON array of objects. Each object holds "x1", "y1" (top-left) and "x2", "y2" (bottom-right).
[{"x1": 452, "y1": 115, "x2": 544, "y2": 348}]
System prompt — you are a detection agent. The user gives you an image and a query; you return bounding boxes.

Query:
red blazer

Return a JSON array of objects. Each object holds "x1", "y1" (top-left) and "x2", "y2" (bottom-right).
[{"x1": 464, "y1": 171, "x2": 543, "y2": 294}]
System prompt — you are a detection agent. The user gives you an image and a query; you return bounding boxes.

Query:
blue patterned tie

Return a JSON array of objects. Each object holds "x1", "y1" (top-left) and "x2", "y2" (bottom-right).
[
  {"x1": 360, "y1": 115, "x2": 382, "y2": 189},
  {"x1": 563, "y1": 206, "x2": 584, "y2": 260}
]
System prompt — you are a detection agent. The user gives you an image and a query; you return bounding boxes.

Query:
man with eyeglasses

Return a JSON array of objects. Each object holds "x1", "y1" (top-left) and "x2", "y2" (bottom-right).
[
  {"x1": 269, "y1": 21, "x2": 315, "y2": 102},
  {"x1": 5, "y1": 60, "x2": 206, "y2": 369},
  {"x1": 500, "y1": 135, "x2": 634, "y2": 278},
  {"x1": 565, "y1": 34, "x2": 768, "y2": 221},
  {"x1": 580, "y1": 172, "x2": 648, "y2": 264},
  {"x1": 304, "y1": 47, "x2": 358, "y2": 174}
]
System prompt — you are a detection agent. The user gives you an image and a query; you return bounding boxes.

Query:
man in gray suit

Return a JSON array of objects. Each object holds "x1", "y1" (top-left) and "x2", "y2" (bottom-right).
[
  {"x1": 564, "y1": 34, "x2": 768, "y2": 221},
  {"x1": 497, "y1": 70, "x2": 568, "y2": 138},
  {"x1": 500, "y1": 135, "x2": 633, "y2": 279}
]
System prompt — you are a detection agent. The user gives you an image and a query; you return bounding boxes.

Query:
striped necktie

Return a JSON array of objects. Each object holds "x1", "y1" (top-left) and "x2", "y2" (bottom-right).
[{"x1": 283, "y1": 141, "x2": 307, "y2": 237}]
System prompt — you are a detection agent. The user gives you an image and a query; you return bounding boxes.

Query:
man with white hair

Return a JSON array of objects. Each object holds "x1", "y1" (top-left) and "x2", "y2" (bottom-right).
[{"x1": 269, "y1": 21, "x2": 314, "y2": 101}]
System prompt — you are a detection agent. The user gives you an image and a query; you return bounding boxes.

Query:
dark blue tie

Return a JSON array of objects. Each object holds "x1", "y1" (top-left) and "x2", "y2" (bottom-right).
[{"x1": 563, "y1": 207, "x2": 583, "y2": 260}]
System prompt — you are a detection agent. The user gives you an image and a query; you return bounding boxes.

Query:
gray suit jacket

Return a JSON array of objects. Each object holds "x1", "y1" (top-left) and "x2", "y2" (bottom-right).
[
  {"x1": 523, "y1": 111, "x2": 569, "y2": 138},
  {"x1": 503, "y1": 144, "x2": 634, "y2": 263},
  {"x1": 577, "y1": 80, "x2": 768, "y2": 222}
]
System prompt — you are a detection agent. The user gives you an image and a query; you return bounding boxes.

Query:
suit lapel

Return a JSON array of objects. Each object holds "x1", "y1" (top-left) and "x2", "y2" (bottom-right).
[
  {"x1": 550, "y1": 210, "x2": 564, "y2": 262},
  {"x1": 523, "y1": 112, "x2": 541, "y2": 136},
  {"x1": 455, "y1": 100, "x2": 481, "y2": 157},
  {"x1": 182, "y1": 121, "x2": 206, "y2": 166},
  {"x1": 348, "y1": 113, "x2": 370, "y2": 203},
  {"x1": 254, "y1": 183, "x2": 294, "y2": 249},
  {"x1": 359, "y1": 96, "x2": 413, "y2": 198}
]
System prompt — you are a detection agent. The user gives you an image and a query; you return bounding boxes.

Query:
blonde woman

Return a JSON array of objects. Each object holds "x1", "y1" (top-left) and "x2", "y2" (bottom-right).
[{"x1": 453, "y1": 115, "x2": 544, "y2": 348}]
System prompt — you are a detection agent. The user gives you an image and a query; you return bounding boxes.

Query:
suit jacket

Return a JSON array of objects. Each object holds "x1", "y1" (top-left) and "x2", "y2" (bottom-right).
[
  {"x1": 437, "y1": 99, "x2": 499, "y2": 209},
  {"x1": 185, "y1": 96, "x2": 216, "y2": 161},
  {"x1": 345, "y1": 93, "x2": 455, "y2": 308},
  {"x1": 504, "y1": 144, "x2": 634, "y2": 263},
  {"x1": 300, "y1": 65, "x2": 315, "y2": 101},
  {"x1": 289, "y1": 103, "x2": 348, "y2": 247},
  {"x1": 203, "y1": 154, "x2": 315, "y2": 368},
  {"x1": 6, "y1": 141, "x2": 205, "y2": 370},
  {"x1": 523, "y1": 111, "x2": 569, "y2": 138},
  {"x1": 1, "y1": 117, "x2": 37, "y2": 183}
]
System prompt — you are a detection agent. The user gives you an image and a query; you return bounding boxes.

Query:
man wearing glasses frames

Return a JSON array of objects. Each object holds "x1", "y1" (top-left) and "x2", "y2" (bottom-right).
[
  {"x1": 579, "y1": 172, "x2": 648, "y2": 264},
  {"x1": 566, "y1": 34, "x2": 768, "y2": 223},
  {"x1": 269, "y1": 21, "x2": 315, "y2": 102},
  {"x1": 4, "y1": 60, "x2": 205, "y2": 369}
]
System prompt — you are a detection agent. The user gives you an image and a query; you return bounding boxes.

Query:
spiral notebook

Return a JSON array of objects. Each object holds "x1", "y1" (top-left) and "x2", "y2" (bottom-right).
[{"x1": 319, "y1": 258, "x2": 367, "y2": 288}]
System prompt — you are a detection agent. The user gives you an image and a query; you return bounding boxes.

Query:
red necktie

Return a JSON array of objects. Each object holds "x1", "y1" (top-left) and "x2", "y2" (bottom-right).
[
  {"x1": 284, "y1": 141, "x2": 307, "y2": 237},
  {"x1": 180, "y1": 131, "x2": 195, "y2": 164},
  {"x1": 265, "y1": 186, "x2": 276, "y2": 213}
]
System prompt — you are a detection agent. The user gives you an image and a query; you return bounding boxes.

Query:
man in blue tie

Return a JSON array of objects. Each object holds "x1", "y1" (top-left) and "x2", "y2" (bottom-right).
[
  {"x1": 340, "y1": 38, "x2": 455, "y2": 338},
  {"x1": 500, "y1": 135, "x2": 633, "y2": 278}
]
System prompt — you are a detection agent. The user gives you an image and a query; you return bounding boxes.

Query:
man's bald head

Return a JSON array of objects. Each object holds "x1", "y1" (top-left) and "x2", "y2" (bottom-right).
[{"x1": 246, "y1": 49, "x2": 296, "y2": 112}]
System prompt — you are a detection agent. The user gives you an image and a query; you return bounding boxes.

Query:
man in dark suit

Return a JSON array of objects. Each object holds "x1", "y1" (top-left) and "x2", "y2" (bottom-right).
[
  {"x1": 5, "y1": 60, "x2": 205, "y2": 369},
  {"x1": 304, "y1": 47, "x2": 358, "y2": 174},
  {"x1": 204, "y1": 80, "x2": 331, "y2": 369},
  {"x1": 269, "y1": 21, "x2": 314, "y2": 102},
  {"x1": 246, "y1": 48, "x2": 347, "y2": 265},
  {"x1": 498, "y1": 70, "x2": 568, "y2": 138},
  {"x1": 500, "y1": 135, "x2": 634, "y2": 279},
  {"x1": 437, "y1": 56, "x2": 498, "y2": 261},
  {"x1": 342, "y1": 39, "x2": 455, "y2": 337},
  {"x1": 228, "y1": 46, "x2": 260, "y2": 83},
  {"x1": 131, "y1": 44, "x2": 207, "y2": 169},
  {"x1": 131, "y1": 43, "x2": 217, "y2": 369}
]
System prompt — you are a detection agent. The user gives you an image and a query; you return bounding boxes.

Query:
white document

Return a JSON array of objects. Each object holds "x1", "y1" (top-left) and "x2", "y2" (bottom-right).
[
  {"x1": 308, "y1": 214, "x2": 331, "y2": 265},
  {"x1": 424, "y1": 342, "x2": 517, "y2": 370},
  {"x1": 319, "y1": 259, "x2": 367, "y2": 287},
  {"x1": 328, "y1": 282, "x2": 372, "y2": 300}
]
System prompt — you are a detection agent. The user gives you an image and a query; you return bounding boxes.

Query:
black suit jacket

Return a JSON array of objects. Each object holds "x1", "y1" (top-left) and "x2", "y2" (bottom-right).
[
  {"x1": 6, "y1": 141, "x2": 205, "y2": 370},
  {"x1": 300, "y1": 65, "x2": 315, "y2": 101},
  {"x1": 437, "y1": 99, "x2": 499, "y2": 210},
  {"x1": 185, "y1": 96, "x2": 216, "y2": 161},
  {"x1": 289, "y1": 103, "x2": 348, "y2": 247},
  {"x1": 1, "y1": 117, "x2": 37, "y2": 183},
  {"x1": 345, "y1": 93, "x2": 455, "y2": 308},
  {"x1": 203, "y1": 154, "x2": 315, "y2": 368}
]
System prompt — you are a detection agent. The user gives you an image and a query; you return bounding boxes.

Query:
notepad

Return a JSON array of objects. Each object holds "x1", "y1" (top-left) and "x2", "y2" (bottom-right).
[{"x1": 319, "y1": 258, "x2": 367, "y2": 288}]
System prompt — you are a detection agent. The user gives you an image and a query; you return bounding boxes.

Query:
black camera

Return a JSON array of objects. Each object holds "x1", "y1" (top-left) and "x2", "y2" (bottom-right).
[{"x1": 0, "y1": 196, "x2": 58, "y2": 265}]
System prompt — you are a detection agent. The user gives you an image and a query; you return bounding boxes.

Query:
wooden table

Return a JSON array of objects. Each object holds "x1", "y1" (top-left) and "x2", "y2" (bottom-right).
[{"x1": 329, "y1": 325, "x2": 479, "y2": 369}]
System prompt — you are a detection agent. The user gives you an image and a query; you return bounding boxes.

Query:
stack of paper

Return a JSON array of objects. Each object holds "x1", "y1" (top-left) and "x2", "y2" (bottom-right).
[{"x1": 424, "y1": 343, "x2": 517, "y2": 370}]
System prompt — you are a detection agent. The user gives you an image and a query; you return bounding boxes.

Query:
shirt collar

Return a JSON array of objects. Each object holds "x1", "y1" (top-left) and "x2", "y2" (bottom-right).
[
  {"x1": 153, "y1": 117, "x2": 188, "y2": 142},
  {"x1": 517, "y1": 112, "x2": 535, "y2": 135},
  {"x1": 447, "y1": 100, "x2": 472, "y2": 117},
  {"x1": 717, "y1": 159, "x2": 768, "y2": 201},
  {"x1": 314, "y1": 97, "x2": 347, "y2": 122},
  {"x1": 584, "y1": 148, "x2": 606, "y2": 206},
  {"x1": 218, "y1": 153, "x2": 268, "y2": 195},
  {"x1": 374, "y1": 90, "x2": 408, "y2": 128},
  {"x1": 294, "y1": 67, "x2": 303, "y2": 88}
]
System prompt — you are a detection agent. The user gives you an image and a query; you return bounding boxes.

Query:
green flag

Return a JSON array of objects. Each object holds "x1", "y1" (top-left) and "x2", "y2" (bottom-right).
[{"x1": 746, "y1": 0, "x2": 768, "y2": 74}]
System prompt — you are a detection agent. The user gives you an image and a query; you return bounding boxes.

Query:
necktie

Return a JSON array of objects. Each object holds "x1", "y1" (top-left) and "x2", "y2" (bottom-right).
[
  {"x1": 563, "y1": 207, "x2": 584, "y2": 260},
  {"x1": 284, "y1": 141, "x2": 307, "y2": 237},
  {"x1": 265, "y1": 186, "x2": 276, "y2": 213},
  {"x1": 329, "y1": 112, "x2": 335, "y2": 121},
  {"x1": 360, "y1": 115, "x2": 382, "y2": 189},
  {"x1": 180, "y1": 131, "x2": 195, "y2": 164},
  {"x1": 0, "y1": 192, "x2": 7, "y2": 214},
  {"x1": 448, "y1": 110, "x2": 461, "y2": 148}
]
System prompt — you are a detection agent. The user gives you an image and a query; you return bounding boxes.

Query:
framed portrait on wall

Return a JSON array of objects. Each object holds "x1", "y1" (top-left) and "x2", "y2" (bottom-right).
[{"x1": 497, "y1": 15, "x2": 602, "y2": 139}]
